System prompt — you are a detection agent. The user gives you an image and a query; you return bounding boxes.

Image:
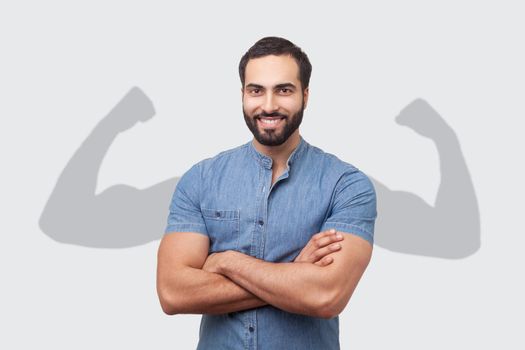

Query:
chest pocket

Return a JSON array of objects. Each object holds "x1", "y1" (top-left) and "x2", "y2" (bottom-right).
[{"x1": 202, "y1": 208, "x2": 240, "y2": 253}]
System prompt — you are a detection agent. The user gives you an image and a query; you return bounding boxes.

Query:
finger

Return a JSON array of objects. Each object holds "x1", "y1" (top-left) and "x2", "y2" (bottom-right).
[
  {"x1": 311, "y1": 229, "x2": 339, "y2": 249},
  {"x1": 314, "y1": 255, "x2": 334, "y2": 267},
  {"x1": 315, "y1": 232, "x2": 344, "y2": 249},
  {"x1": 312, "y1": 242, "x2": 342, "y2": 261},
  {"x1": 296, "y1": 230, "x2": 341, "y2": 263},
  {"x1": 311, "y1": 228, "x2": 337, "y2": 241}
]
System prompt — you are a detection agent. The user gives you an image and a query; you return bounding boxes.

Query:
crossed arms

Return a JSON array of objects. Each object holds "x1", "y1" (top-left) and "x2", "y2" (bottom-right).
[{"x1": 156, "y1": 229, "x2": 372, "y2": 319}]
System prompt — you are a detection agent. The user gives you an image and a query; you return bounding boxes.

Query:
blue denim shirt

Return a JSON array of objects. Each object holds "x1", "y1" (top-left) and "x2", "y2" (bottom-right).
[{"x1": 165, "y1": 137, "x2": 377, "y2": 350}]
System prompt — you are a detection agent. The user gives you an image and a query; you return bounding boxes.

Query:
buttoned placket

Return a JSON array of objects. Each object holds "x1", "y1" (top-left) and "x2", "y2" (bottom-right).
[
  {"x1": 245, "y1": 156, "x2": 270, "y2": 350},
  {"x1": 243, "y1": 139, "x2": 303, "y2": 350},
  {"x1": 245, "y1": 154, "x2": 295, "y2": 350}
]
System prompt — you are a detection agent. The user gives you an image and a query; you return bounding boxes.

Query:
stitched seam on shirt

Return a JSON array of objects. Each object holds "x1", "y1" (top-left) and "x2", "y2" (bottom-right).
[
  {"x1": 201, "y1": 208, "x2": 240, "y2": 220},
  {"x1": 346, "y1": 214, "x2": 377, "y2": 221},
  {"x1": 322, "y1": 171, "x2": 346, "y2": 223},
  {"x1": 167, "y1": 223, "x2": 207, "y2": 228},
  {"x1": 324, "y1": 221, "x2": 373, "y2": 236},
  {"x1": 197, "y1": 162, "x2": 203, "y2": 212}
]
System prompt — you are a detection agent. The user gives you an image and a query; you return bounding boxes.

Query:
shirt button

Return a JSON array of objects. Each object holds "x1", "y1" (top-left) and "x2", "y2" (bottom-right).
[
  {"x1": 258, "y1": 220, "x2": 264, "y2": 226},
  {"x1": 215, "y1": 211, "x2": 221, "y2": 218},
  {"x1": 249, "y1": 326, "x2": 254, "y2": 332}
]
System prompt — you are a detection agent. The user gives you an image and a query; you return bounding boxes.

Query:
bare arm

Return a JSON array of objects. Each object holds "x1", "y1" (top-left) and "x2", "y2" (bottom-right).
[
  {"x1": 156, "y1": 230, "x2": 344, "y2": 315},
  {"x1": 157, "y1": 232, "x2": 265, "y2": 315},
  {"x1": 204, "y1": 233, "x2": 372, "y2": 319}
]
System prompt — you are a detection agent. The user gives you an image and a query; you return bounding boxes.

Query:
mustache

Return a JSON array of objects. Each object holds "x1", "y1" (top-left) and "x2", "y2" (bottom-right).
[{"x1": 255, "y1": 112, "x2": 287, "y2": 119}]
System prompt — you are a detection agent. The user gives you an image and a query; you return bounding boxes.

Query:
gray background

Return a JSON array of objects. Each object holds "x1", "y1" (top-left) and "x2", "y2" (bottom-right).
[{"x1": 1, "y1": 1, "x2": 523, "y2": 349}]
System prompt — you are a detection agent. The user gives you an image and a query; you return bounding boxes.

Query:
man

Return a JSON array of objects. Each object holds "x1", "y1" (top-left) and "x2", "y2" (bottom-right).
[{"x1": 156, "y1": 37, "x2": 377, "y2": 349}]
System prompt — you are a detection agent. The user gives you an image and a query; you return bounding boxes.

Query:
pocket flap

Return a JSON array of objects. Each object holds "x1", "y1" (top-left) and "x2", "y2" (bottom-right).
[{"x1": 202, "y1": 208, "x2": 239, "y2": 220}]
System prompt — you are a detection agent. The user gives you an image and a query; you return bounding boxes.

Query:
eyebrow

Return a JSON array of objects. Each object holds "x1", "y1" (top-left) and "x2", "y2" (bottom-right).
[
  {"x1": 275, "y1": 83, "x2": 297, "y2": 90},
  {"x1": 246, "y1": 83, "x2": 264, "y2": 90},
  {"x1": 245, "y1": 82, "x2": 297, "y2": 90}
]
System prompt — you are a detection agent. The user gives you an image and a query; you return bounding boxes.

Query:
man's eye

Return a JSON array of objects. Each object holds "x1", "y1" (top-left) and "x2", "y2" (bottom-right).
[
  {"x1": 250, "y1": 89, "x2": 261, "y2": 94},
  {"x1": 279, "y1": 88, "x2": 291, "y2": 94}
]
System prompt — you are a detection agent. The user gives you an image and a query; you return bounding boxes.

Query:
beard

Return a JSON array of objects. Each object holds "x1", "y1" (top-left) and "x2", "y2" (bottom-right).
[{"x1": 243, "y1": 102, "x2": 304, "y2": 146}]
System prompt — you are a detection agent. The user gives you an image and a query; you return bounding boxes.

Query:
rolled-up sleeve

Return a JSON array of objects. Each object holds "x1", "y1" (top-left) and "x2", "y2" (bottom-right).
[
  {"x1": 164, "y1": 163, "x2": 208, "y2": 236},
  {"x1": 321, "y1": 169, "x2": 377, "y2": 245}
]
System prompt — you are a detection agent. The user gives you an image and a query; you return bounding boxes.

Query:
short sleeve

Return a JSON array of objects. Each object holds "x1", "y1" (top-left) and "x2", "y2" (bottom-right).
[
  {"x1": 320, "y1": 170, "x2": 377, "y2": 245},
  {"x1": 164, "y1": 163, "x2": 208, "y2": 236}
]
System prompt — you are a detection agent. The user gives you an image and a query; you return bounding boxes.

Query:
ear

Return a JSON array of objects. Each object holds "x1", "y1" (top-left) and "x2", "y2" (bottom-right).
[
  {"x1": 240, "y1": 86, "x2": 244, "y2": 100},
  {"x1": 303, "y1": 87, "x2": 309, "y2": 109}
]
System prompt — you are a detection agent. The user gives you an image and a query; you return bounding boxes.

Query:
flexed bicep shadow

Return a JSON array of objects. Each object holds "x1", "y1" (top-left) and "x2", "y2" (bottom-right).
[
  {"x1": 39, "y1": 89, "x2": 480, "y2": 257},
  {"x1": 372, "y1": 99, "x2": 480, "y2": 258},
  {"x1": 39, "y1": 87, "x2": 179, "y2": 248}
]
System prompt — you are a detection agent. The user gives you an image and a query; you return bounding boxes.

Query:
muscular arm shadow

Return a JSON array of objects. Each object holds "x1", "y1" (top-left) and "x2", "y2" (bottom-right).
[
  {"x1": 39, "y1": 87, "x2": 179, "y2": 248},
  {"x1": 39, "y1": 91, "x2": 480, "y2": 256},
  {"x1": 371, "y1": 99, "x2": 480, "y2": 258}
]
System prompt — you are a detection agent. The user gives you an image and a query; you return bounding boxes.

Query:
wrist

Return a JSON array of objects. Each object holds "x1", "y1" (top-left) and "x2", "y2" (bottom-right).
[{"x1": 218, "y1": 250, "x2": 239, "y2": 275}]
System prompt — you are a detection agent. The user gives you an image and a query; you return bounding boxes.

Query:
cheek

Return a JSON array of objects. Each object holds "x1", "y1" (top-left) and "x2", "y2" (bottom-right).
[
  {"x1": 243, "y1": 97, "x2": 260, "y2": 113},
  {"x1": 277, "y1": 96, "x2": 303, "y2": 112}
]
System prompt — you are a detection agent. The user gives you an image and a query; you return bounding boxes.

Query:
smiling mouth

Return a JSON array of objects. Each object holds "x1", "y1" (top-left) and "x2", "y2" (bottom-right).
[
  {"x1": 260, "y1": 117, "x2": 283, "y2": 123},
  {"x1": 257, "y1": 116, "x2": 286, "y2": 128}
]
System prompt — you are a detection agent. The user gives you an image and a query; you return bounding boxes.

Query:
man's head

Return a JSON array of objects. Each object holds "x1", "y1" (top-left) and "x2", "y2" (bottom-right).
[
  {"x1": 239, "y1": 37, "x2": 312, "y2": 91},
  {"x1": 240, "y1": 37, "x2": 312, "y2": 147}
]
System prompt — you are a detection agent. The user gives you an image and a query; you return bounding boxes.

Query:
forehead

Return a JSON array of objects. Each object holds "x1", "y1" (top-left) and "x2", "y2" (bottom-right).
[{"x1": 245, "y1": 55, "x2": 300, "y2": 87}]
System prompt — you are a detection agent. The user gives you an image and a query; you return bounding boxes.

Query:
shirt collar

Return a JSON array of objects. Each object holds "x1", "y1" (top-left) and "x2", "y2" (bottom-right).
[{"x1": 247, "y1": 136, "x2": 307, "y2": 170}]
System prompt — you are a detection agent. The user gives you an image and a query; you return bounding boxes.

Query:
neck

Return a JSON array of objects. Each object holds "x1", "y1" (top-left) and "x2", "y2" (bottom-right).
[{"x1": 252, "y1": 130, "x2": 301, "y2": 169}]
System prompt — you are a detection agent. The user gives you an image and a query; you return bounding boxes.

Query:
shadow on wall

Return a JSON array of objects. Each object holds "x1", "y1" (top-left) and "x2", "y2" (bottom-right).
[{"x1": 39, "y1": 87, "x2": 480, "y2": 258}]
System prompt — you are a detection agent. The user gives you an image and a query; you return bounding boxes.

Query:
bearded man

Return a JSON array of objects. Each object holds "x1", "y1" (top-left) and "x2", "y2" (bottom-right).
[{"x1": 157, "y1": 36, "x2": 377, "y2": 350}]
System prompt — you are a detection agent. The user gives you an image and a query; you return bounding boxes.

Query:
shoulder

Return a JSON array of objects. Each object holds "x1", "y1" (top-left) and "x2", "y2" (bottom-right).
[
  {"x1": 305, "y1": 142, "x2": 375, "y2": 196},
  {"x1": 304, "y1": 142, "x2": 362, "y2": 175},
  {"x1": 185, "y1": 142, "x2": 250, "y2": 177}
]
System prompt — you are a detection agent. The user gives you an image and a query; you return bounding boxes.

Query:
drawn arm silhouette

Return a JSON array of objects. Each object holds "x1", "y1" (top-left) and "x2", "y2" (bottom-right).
[
  {"x1": 371, "y1": 99, "x2": 480, "y2": 258},
  {"x1": 39, "y1": 87, "x2": 178, "y2": 248}
]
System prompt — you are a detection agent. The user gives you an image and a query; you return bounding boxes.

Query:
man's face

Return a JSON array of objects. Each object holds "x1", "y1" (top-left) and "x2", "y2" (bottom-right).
[{"x1": 242, "y1": 55, "x2": 308, "y2": 146}]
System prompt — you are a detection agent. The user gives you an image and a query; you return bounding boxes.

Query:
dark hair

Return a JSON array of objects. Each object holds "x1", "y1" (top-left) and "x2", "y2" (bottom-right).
[{"x1": 239, "y1": 37, "x2": 312, "y2": 91}]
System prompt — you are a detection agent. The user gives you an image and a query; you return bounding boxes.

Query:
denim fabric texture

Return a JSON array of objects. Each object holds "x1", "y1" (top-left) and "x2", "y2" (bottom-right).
[{"x1": 165, "y1": 137, "x2": 377, "y2": 350}]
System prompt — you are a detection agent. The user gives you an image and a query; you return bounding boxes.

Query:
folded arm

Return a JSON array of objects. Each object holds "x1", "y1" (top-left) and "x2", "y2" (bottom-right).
[
  {"x1": 156, "y1": 230, "x2": 344, "y2": 315},
  {"x1": 159, "y1": 166, "x2": 376, "y2": 318},
  {"x1": 156, "y1": 232, "x2": 266, "y2": 315},
  {"x1": 204, "y1": 232, "x2": 372, "y2": 319}
]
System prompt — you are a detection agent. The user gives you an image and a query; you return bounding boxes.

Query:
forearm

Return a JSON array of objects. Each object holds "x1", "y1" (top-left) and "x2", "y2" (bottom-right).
[
  {"x1": 217, "y1": 251, "x2": 337, "y2": 318},
  {"x1": 158, "y1": 264, "x2": 266, "y2": 315}
]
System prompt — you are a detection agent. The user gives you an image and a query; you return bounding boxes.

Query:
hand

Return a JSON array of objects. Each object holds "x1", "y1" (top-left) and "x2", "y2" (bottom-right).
[
  {"x1": 294, "y1": 229, "x2": 344, "y2": 266},
  {"x1": 202, "y1": 251, "x2": 229, "y2": 274}
]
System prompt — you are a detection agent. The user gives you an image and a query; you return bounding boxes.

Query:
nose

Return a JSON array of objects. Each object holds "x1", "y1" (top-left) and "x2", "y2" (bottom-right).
[{"x1": 262, "y1": 92, "x2": 278, "y2": 113}]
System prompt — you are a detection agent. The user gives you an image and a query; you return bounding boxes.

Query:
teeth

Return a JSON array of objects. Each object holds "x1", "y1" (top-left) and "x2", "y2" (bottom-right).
[{"x1": 260, "y1": 118, "x2": 280, "y2": 124}]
